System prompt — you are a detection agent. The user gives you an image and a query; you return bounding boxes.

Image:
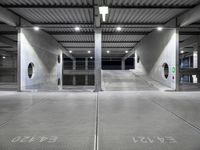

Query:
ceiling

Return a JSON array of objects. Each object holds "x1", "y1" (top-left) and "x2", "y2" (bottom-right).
[{"x1": 0, "y1": 0, "x2": 200, "y2": 58}]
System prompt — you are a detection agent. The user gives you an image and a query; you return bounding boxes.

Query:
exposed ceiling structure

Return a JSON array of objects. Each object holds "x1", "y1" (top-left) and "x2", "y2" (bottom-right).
[{"x1": 0, "y1": 0, "x2": 200, "y2": 58}]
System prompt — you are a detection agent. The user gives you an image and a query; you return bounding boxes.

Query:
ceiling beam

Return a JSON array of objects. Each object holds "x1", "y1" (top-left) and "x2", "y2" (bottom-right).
[
  {"x1": 64, "y1": 47, "x2": 135, "y2": 49},
  {"x1": 109, "y1": 5, "x2": 193, "y2": 9},
  {"x1": 179, "y1": 32, "x2": 200, "y2": 35},
  {"x1": 59, "y1": 41, "x2": 139, "y2": 43},
  {"x1": 0, "y1": 31, "x2": 17, "y2": 35},
  {"x1": 178, "y1": 4, "x2": 200, "y2": 27},
  {"x1": 33, "y1": 23, "x2": 93, "y2": 26},
  {"x1": 49, "y1": 32, "x2": 148, "y2": 35},
  {"x1": 3, "y1": 4, "x2": 194, "y2": 9},
  {"x1": 94, "y1": 0, "x2": 101, "y2": 28},
  {"x1": 34, "y1": 23, "x2": 162, "y2": 27},
  {"x1": 0, "y1": 6, "x2": 19, "y2": 26}
]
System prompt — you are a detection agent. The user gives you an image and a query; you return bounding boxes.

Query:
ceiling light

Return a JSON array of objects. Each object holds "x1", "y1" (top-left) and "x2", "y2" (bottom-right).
[
  {"x1": 69, "y1": 50, "x2": 72, "y2": 53},
  {"x1": 88, "y1": 50, "x2": 91, "y2": 54},
  {"x1": 90, "y1": 57, "x2": 93, "y2": 59},
  {"x1": 2, "y1": 56, "x2": 6, "y2": 59},
  {"x1": 157, "y1": 27, "x2": 163, "y2": 31},
  {"x1": 116, "y1": 27, "x2": 122, "y2": 31},
  {"x1": 99, "y1": 6, "x2": 109, "y2": 22},
  {"x1": 33, "y1": 26, "x2": 40, "y2": 31},
  {"x1": 106, "y1": 50, "x2": 110, "y2": 54},
  {"x1": 75, "y1": 27, "x2": 80, "y2": 31},
  {"x1": 180, "y1": 50, "x2": 184, "y2": 54},
  {"x1": 125, "y1": 50, "x2": 128, "y2": 53}
]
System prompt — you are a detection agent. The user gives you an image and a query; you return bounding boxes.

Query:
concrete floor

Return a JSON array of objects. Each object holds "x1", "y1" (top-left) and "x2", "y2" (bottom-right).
[
  {"x1": 0, "y1": 71, "x2": 200, "y2": 150},
  {"x1": 102, "y1": 70, "x2": 158, "y2": 91}
]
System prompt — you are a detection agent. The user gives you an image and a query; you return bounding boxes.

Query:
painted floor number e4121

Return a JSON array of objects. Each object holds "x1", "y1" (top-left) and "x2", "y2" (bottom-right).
[{"x1": 132, "y1": 136, "x2": 177, "y2": 144}]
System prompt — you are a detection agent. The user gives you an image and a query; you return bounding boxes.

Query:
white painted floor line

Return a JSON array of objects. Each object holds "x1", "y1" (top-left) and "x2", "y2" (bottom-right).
[{"x1": 94, "y1": 92, "x2": 99, "y2": 150}]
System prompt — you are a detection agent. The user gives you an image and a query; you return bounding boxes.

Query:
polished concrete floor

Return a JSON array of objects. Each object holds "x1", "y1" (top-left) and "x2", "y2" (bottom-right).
[{"x1": 0, "y1": 71, "x2": 200, "y2": 150}]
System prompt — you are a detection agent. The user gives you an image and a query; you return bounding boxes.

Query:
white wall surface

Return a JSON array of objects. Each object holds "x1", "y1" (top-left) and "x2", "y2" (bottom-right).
[
  {"x1": 135, "y1": 29, "x2": 177, "y2": 89},
  {"x1": 19, "y1": 28, "x2": 63, "y2": 91}
]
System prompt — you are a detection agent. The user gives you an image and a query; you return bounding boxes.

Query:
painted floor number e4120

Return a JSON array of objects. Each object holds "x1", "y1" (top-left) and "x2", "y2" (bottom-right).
[{"x1": 10, "y1": 136, "x2": 58, "y2": 143}]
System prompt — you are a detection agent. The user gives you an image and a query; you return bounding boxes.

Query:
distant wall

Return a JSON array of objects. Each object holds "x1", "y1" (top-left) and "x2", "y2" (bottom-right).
[
  {"x1": 0, "y1": 55, "x2": 17, "y2": 82},
  {"x1": 19, "y1": 28, "x2": 63, "y2": 91},
  {"x1": 135, "y1": 29, "x2": 177, "y2": 89}
]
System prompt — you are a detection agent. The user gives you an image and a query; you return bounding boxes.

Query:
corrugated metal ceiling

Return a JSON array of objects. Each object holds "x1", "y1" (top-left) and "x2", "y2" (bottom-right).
[
  {"x1": 53, "y1": 35, "x2": 94, "y2": 42},
  {"x1": 43, "y1": 27, "x2": 152, "y2": 33},
  {"x1": 11, "y1": 8, "x2": 93, "y2": 23},
  {"x1": 53, "y1": 34, "x2": 144, "y2": 42},
  {"x1": 0, "y1": 24, "x2": 16, "y2": 32},
  {"x1": 100, "y1": 0, "x2": 200, "y2": 6},
  {"x1": 0, "y1": 0, "x2": 199, "y2": 57},
  {"x1": 0, "y1": 0, "x2": 93, "y2": 5},
  {"x1": 103, "y1": 35, "x2": 144, "y2": 42},
  {"x1": 1, "y1": 0, "x2": 198, "y2": 7},
  {"x1": 107, "y1": 9, "x2": 186, "y2": 23},
  {"x1": 60, "y1": 42, "x2": 136, "y2": 48}
]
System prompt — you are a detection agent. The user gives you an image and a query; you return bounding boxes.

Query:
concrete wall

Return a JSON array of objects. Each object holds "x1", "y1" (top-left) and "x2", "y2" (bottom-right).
[
  {"x1": 135, "y1": 29, "x2": 177, "y2": 89},
  {"x1": 19, "y1": 28, "x2": 63, "y2": 91}
]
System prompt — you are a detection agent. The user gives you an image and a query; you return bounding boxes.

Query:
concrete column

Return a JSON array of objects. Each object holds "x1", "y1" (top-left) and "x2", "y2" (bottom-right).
[
  {"x1": 193, "y1": 50, "x2": 198, "y2": 68},
  {"x1": 85, "y1": 57, "x2": 88, "y2": 85},
  {"x1": 180, "y1": 56, "x2": 184, "y2": 68},
  {"x1": 12, "y1": 55, "x2": 17, "y2": 82},
  {"x1": 17, "y1": 28, "x2": 21, "y2": 91},
  {"x1": 188, "y1": 56, "x2": 191, "y2": 68},
  {"x1": 121, "y1": 59, "x2": 125, "y2": 70},
  {"x1": 72, "y1": 59, "x2": 76, "y2": 85},
  {"x1": 94, "y1": 28, "x2": 102, "y2": 92},
  {"x1": 175, "y1": 29, "x2": 180, "y2": 91},
  {"x1": 196, "y1": 44, "x2": 200, "y2": 83},
  {"x1": 192, "y1": 50, "x2": 198, "y2": 83}
]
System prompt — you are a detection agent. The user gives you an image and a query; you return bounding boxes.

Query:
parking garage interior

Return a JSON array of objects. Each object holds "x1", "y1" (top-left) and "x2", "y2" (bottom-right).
[{"x1": 0, "y1": 0, "x2": 200, "y2": 150}]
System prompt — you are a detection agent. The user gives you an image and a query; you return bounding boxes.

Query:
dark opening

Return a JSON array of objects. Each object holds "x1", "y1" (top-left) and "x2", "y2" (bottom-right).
[
  {"x1": 58, "y1": 55, "x2": 60, "y2": 63},
  {"x1": 58, "y1": 78, "x2": 60, "y2": 85},
  {"x1": 137, "y1": 56, "x2": 140, "y2": 63},
  {"x1": 163, "y1": 63, "x2": 169, "y2": 79},
  {"x1": 28, "y1": 63, "x2": 34, "y2": 79}
]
